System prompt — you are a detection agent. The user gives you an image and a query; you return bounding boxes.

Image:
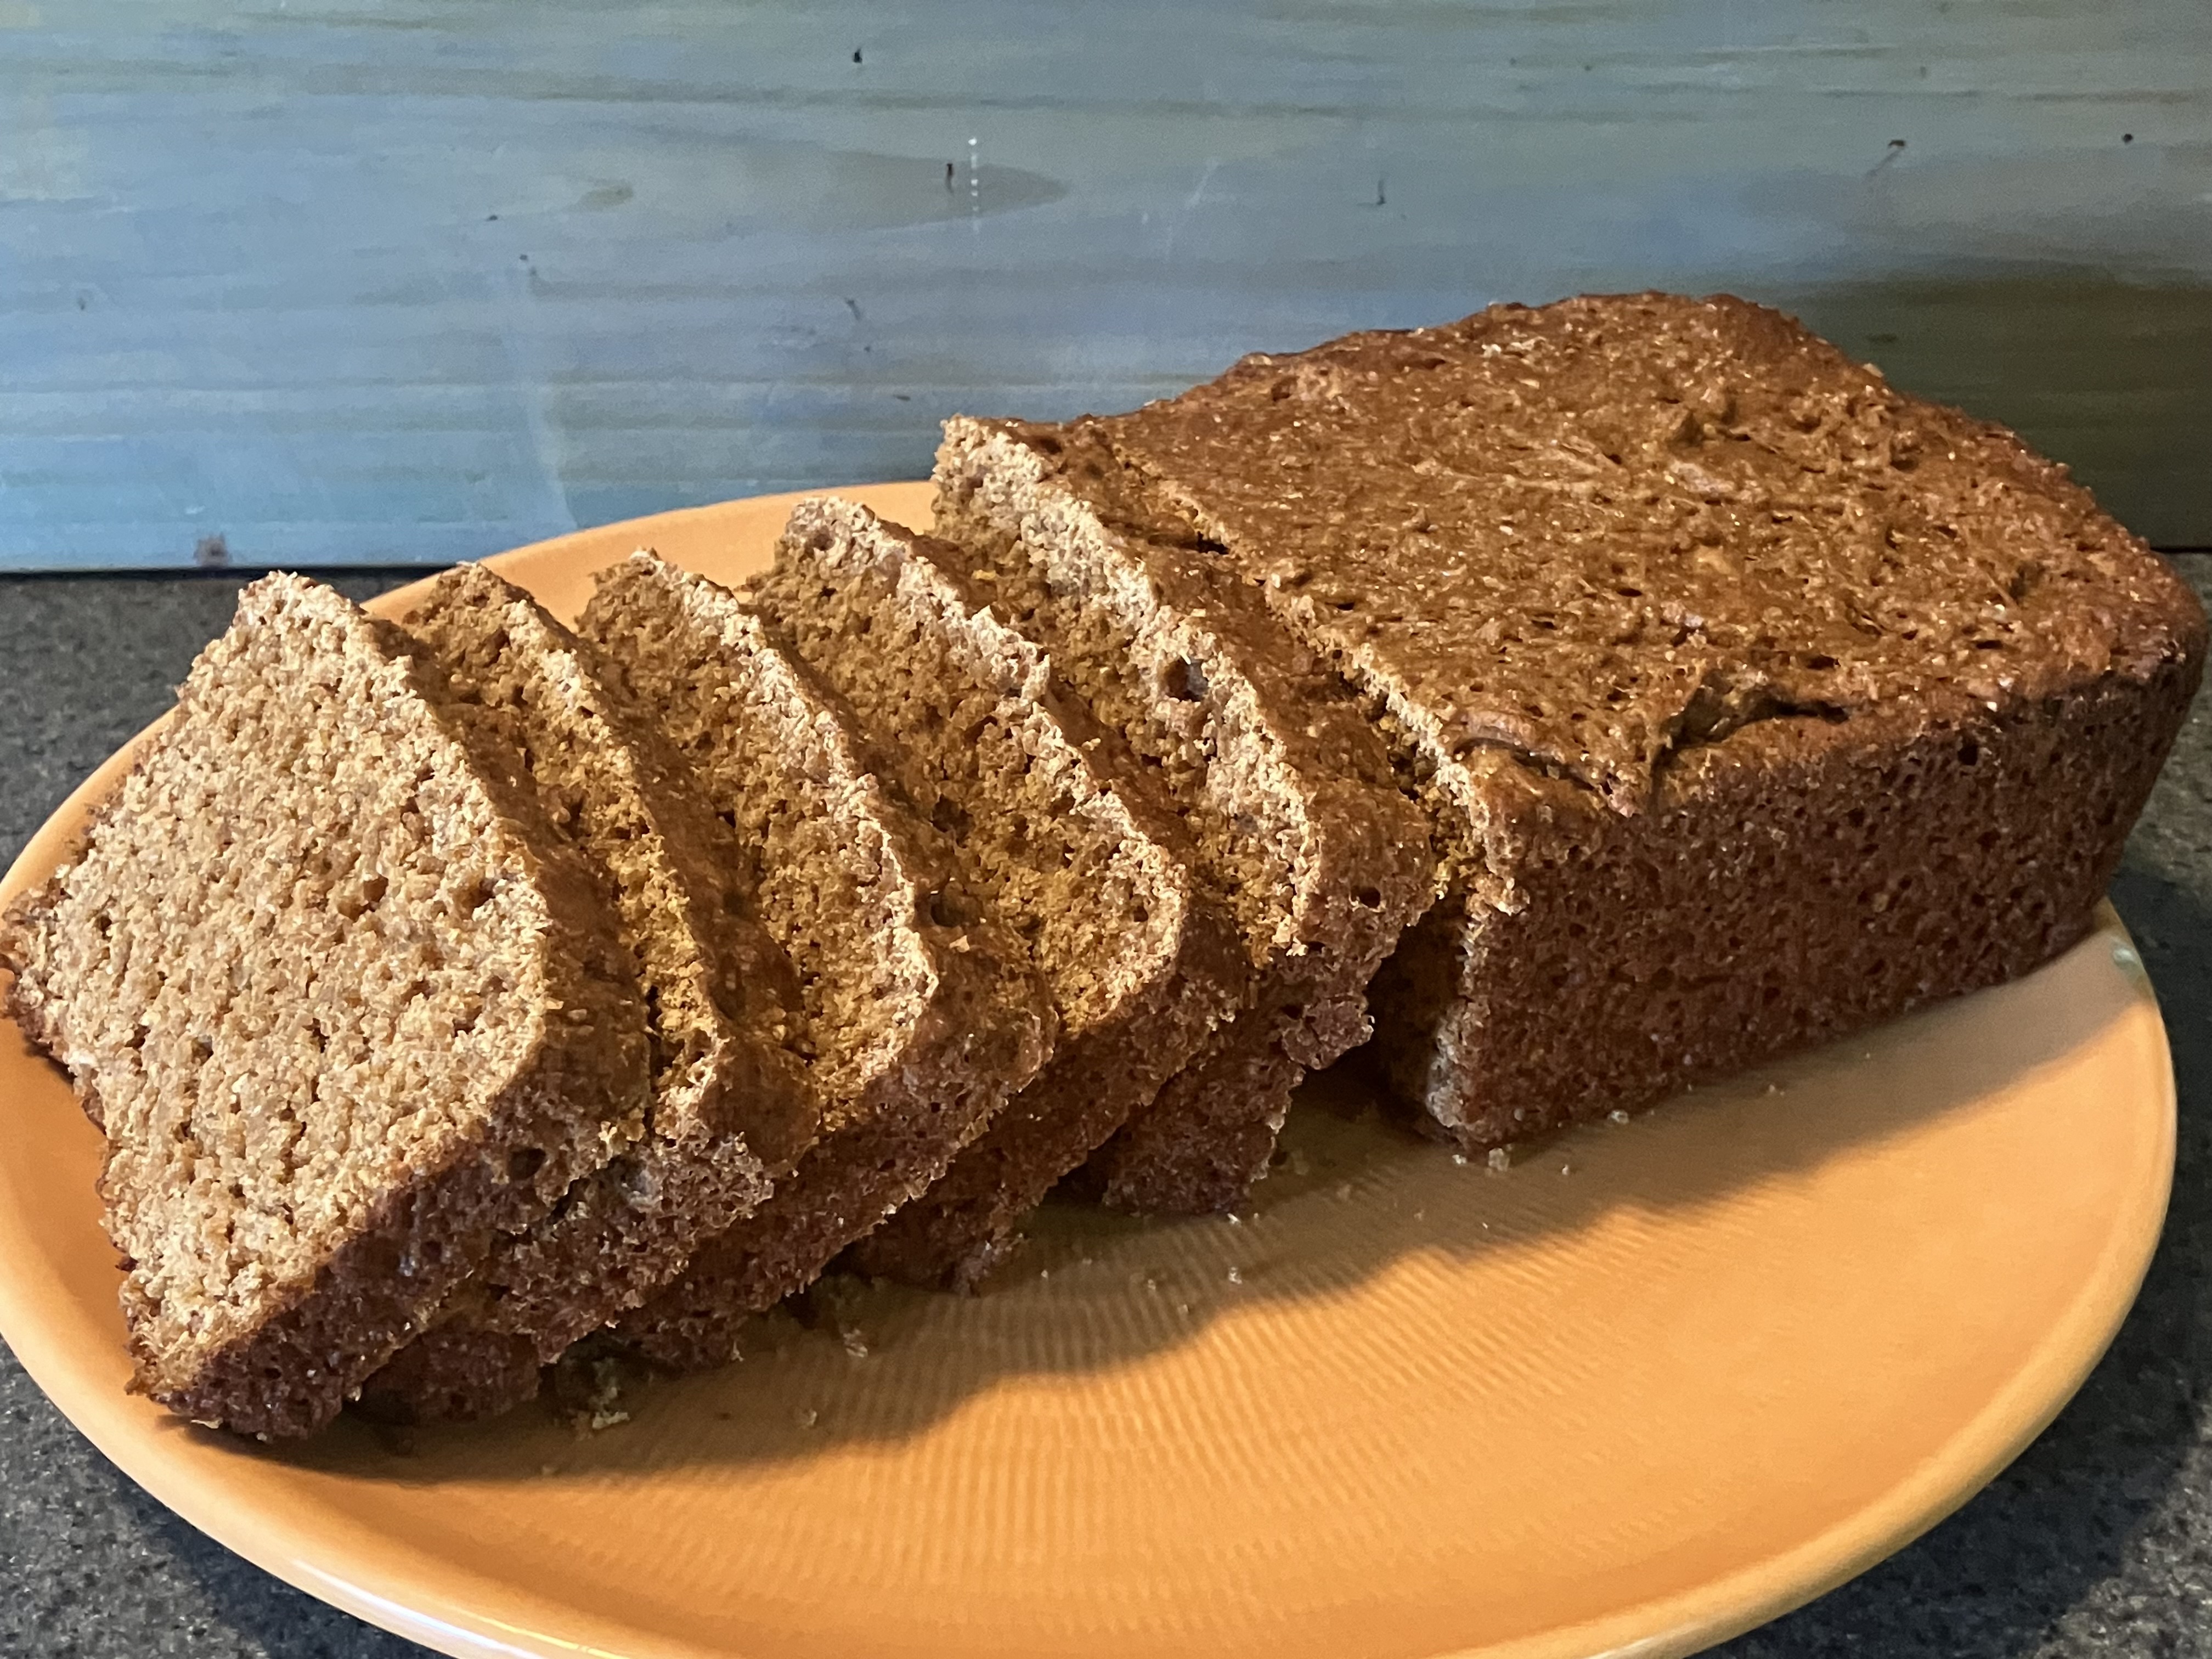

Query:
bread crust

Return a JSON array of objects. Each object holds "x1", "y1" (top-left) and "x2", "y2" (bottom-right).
[
  {"x1": 1378, "y1": 658, "x2": 2202, "y2": 1143},
  {"x1": 1079, "y1": 292, "x2": 2209, "y2": 1143},
  {"x1": 614, "y1": 938, "x2": 1047, "y2": 1366}
]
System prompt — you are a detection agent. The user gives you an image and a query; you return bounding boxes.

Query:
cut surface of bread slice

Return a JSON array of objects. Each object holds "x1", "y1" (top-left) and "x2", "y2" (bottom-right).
[
  {"x1": 751, "y1": 497, "x2": 1244, "y2": 1286},
  {"x1": 356, "y1": 562, "x2": 818, "y2": 1423},
  {"x1": 0, "y1": 574, "x2": 649, "y2": 1438},
  {"x1": 1074, "y1": 291, "x2": 2209, "y2": 1147},
  {"x1": 580, "y1": 552, "x2": 1053, "y2": 1367},
  {"x1": 932, "y1": 420, "x2": 1436, "y2": 1212}
]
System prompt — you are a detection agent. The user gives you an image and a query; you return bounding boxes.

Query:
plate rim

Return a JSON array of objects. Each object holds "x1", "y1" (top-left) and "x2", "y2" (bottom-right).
[{"x1": 0, "y1": 487, "x2": 2178, "y2": 1659}]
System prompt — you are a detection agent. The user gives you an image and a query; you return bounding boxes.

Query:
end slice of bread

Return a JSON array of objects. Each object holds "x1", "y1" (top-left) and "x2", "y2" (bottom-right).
[
  {"x1": 354, "y1": 562, "x2": 819, "y2": 1423},
  {"x1": 0, "y1": 574, "x2": 650, "y2": 1438},
  {"x1": 933, "y1": 419, "x2": 1436, "y2": 1212},
  {"x1": 1081, "y1": 291, "x2": 2209, "y2": 1147},
  {"x1": 751, "y1": 497, "x2": 1245, "y2": 1286},
  {"x1": 579, "y1": 552, "x2": 1053, "y2": 1367}
]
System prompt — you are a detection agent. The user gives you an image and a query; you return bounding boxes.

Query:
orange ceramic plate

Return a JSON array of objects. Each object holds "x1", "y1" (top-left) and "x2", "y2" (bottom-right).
[{"x1": 0, "y1": 485, "x2": 2174, "y2": 1659}]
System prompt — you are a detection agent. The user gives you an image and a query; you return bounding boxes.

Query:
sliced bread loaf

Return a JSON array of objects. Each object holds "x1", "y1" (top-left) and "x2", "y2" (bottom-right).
[
  {"x1": 0, "y1": 574, "x2": 650, "y2": 1438},
  {"x1": 750, "y1": 496, "x2": 1245, "y2": 1286},
  {"x1": 1071, "y1": 291, "x2": 2209, "y2": 1147},
  {"x1": 932, "y1": 419, "x2": 1435, "y2": 1212},
  {"x1": 579, "y1": 552, "x2": 1053, "y2": 1367},
  {"x1": 356, "y1": 562, "x2": 818, "y2": 1421}
]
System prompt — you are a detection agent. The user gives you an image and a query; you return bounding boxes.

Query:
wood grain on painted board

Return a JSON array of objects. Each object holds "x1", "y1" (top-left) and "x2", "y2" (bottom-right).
[{"x1": 1, "y1": 0, "x2": 2205, "y2": 569}]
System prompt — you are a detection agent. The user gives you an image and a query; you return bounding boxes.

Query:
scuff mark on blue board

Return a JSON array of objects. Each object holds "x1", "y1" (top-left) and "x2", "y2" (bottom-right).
[{"x1": 0, "y1": 0, "x2": 2205, "y2": 567}]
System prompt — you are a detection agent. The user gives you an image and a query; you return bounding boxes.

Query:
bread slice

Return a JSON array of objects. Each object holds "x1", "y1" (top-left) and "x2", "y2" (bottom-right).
[
  {"x1": 932, "y1": 419, "x2": 1436, "y2": 1212},
  {"x1": 750, "y1": 497, "x2": 1245, "y2": 1286},
  {"x1": 579, "y1": 552, "x2": 1053, "y2": 1367},
  {"x1": 355, "y1": 563, "x2": 819, "y2": 1422},
  {"x1": 1064, "y1": 291, "x2": 2208, "y2": 1147},
  {"x1": 0, "y1": 574, "x2": 650, "y2": 1438}
]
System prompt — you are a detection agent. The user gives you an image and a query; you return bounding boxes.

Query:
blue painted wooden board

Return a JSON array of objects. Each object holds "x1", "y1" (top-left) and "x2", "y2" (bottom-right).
[{"x1": 1, "y1": 0, "x2": 2206, "y2": 568}]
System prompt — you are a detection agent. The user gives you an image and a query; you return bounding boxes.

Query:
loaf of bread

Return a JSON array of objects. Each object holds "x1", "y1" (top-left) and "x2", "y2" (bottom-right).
[
  {"x1": 751, "y1": 497, "x2": 1245, "y2": 1286},
  {"x1": 932, "y1": 420, "x2": 1435, "y2": 1212},
  {"x1": 4, "y1": 293, "x2": 2201, "y2": 1443},
  {"x1": 579, "y1": 552, "x2": 1053, "y2": 1367},
  {"x1": 357, "y1": 563, "x2": 818, "y2": 1422},
  {"x1": 1013, "y1": 292, "x2": 2208, "y2": 1148},
  {"x1": 0, "y1": 575, "x2": 651, "y2": 1437}
]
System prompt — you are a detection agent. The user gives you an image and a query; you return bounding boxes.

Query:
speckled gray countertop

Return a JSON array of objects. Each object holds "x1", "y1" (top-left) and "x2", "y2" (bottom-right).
[{"x1": 3, "y1": 568, "x2": 2209, "y2": 1659}]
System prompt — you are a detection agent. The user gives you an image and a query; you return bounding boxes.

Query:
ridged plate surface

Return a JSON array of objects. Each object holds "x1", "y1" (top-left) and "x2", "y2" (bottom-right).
[{"x1": 0, "y1": 484, "x2": 2176, "y2": 1659}]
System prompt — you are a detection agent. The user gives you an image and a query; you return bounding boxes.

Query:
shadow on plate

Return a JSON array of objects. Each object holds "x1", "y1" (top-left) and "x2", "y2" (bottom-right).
[
  {"x1": 263, "y1": 904, "x2": 2149, "y2": 1489},
  {"x1": 129, "y1": 871, "x2": 2201, "y2": 1659}
]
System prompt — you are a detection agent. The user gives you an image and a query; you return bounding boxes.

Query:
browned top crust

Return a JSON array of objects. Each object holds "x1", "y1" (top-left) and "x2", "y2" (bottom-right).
[{"x1": 1086, "y1": 292, "x2": 2207, "y2": 815}]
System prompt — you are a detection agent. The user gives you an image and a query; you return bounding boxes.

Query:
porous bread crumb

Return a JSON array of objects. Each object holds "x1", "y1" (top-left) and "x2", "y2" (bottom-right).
[
  {"x1": 356, "y1": 562, "x2": 817, "y2": 1423},
  {"x1": 751, "y1": 497, "x2": 1242, "y2": 1286},
  {"x1": 0, "y1": 574, "x2": 648, "y2": 1438},
  {"x1": 584, "y1": 554, "x2": 938, "y2": 1105},
  {"x1": 579, "y1": 552, "x2": 1052, "y2": 1370}
]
